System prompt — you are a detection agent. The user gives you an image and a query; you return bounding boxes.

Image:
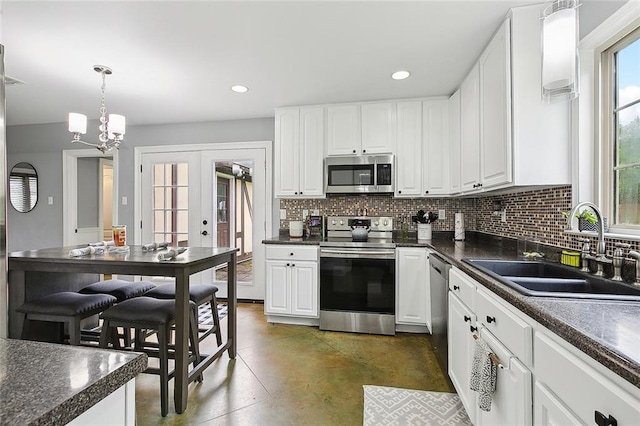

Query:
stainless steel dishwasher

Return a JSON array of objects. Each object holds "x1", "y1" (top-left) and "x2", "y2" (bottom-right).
[{"x1": 429, "y1": 253, "x2": 451, "y2": 375}]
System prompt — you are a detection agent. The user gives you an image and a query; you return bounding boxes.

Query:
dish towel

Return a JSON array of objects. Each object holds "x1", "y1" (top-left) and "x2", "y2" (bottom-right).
[{"x1": 469, "y1": 337, "x2": 497, "y2": 412}]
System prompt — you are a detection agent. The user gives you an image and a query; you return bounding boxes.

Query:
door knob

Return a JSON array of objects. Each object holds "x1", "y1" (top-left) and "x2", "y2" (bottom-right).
[
  {"x1": 201, "y1": 230, "x2": 208, "y2": 236},
  {"x1": 203, "y1": 220, "x2": 208, "y2": 225}
]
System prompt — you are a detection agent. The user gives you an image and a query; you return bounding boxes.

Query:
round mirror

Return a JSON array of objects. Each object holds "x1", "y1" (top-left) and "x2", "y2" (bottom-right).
[{"x1": 9, "y1": 162, "x2": 38, "y2": 212}]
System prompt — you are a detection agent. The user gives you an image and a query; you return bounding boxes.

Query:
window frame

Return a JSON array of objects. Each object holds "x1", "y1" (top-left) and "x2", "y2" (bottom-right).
[{"x1": 601, "y1": 26, "x2": 640, "y2": 234}]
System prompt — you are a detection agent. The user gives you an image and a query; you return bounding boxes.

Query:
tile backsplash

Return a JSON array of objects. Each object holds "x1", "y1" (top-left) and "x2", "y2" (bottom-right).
[{"x1": 280, "y1": 185, "x2": 640, "y2": 255}]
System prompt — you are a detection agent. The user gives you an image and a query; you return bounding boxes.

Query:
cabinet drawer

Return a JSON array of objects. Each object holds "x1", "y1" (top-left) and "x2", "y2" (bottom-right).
[
  {"x1": 535, "y1": 332, "x2": 640, "y2": 426},
  {"x1": 266, "y1": 245, "x2": 318, "y2": 261},
  {"x1": 476, "y1": 288, "x2": 532, "y2": 365},
  {"x1": 449, "y1": 267, "x2": 477, "y2": 310}
]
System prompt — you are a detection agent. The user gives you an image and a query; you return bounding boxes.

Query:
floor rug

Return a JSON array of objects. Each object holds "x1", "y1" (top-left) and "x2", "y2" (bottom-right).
[
  {"x1": 363, "y1": 385, "x2": 472, "y2": 426},
  {"x1": 198, "y1": 304, "x2": 228, "y2": 325}
]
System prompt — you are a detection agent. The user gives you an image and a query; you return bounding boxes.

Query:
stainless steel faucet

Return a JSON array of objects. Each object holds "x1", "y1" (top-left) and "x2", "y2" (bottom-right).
[
  {"x1": 567, "y1": 202, "x2": 609, "y2": 276},
  {"x1": 612, "y1": 243, "x2": 630, "y2": 281},
  {"x1": 627, "y1": 250, "x2": 640, "y2": 286}
]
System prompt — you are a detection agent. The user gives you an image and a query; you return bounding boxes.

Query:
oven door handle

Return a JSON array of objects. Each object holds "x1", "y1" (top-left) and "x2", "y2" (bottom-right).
[{"x1": 321, "y1": 248, "x2": 396, "y2": 258}]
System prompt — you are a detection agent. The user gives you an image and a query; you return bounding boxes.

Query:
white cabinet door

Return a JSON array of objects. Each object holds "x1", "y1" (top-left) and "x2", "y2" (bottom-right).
[
  {"x1": 534, "y1": 382, "x2": 582, "y2": 426},
  {"x1": 479, "y1": 19, "x2": 512, "y2": 189},
  {"x1": 299, "y1": 107, "x2": 325, "y2": 196},
  {"x1": 396, "y1": 248, "x2": 429, "y2": 325},
  {"x1": 477, "y1": 328, "x2": 532, "y2": 426},
  {"x1": 274, "y1": 109, "x2": 300, "y2": 197},
  {"x1": 423, "y1": 99, "x2": 449, "y2": 195},
  {"x1": 290, "y1": 261, "x2": 318, "y2": 317},
  {"x1": 361, "y1": 102, "x2": 395, "y2": 154},
  {"x1": 449, "y1": 89, "x2": 461, "y2": 194},
  {"x1": 327, "y1": 105, "x2": 360, "y2": 156},
  {"x1": 448, "y1": 292, "x2": 477, "y2": 424},
  {"x1": 460, "y1": 64, "x2": 481, "y2": 192},
  {"x1": 265, "y1": 261, "x2": 290, "y2": 315},
  {"x1": 395, "y1": 101, "x2": 423, "y2": 197}
]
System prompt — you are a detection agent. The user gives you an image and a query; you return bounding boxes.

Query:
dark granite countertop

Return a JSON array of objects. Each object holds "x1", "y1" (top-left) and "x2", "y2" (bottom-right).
[
  {"x1": 0, "y1": 338, "x2": 148, "y2": 425},
  {"x1": 262, "y1": 232, "x2": 640, "y2": 389}
]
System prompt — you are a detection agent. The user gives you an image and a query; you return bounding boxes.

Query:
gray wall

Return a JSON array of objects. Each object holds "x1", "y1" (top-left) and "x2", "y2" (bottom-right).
[
  {"x1": 7, "y1": 117, "x2": 276, "y2": 251},
  {"x1": 77, "y1": 157, "x2": 99, "y2": 228}
]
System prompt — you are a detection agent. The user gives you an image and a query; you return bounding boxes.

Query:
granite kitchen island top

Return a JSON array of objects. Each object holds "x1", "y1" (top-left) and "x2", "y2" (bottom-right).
[
  {"x1": 263, "y1": 232, "x2": 640, "y2": 389},
  {"x1": 0, "y1": 338, "x2": 147, "y2": 425}
]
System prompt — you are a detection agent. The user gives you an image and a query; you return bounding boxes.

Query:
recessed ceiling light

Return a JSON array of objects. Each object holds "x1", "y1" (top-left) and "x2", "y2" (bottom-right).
[
  {"x1": 391, "y1": 71, "x2": 410, "y2": 80},
  {"x1": 231, "y1": 85, "x2": 249, "y2": 93}
]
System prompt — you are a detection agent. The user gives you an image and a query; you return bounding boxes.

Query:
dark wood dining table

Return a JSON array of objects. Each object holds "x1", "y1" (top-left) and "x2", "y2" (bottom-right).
[{"x1": 8, "y1": 245, "x2": 238, "y2": 414}]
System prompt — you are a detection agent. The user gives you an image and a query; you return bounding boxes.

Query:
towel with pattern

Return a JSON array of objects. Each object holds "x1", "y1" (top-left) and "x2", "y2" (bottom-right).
[{"x1": 469, "y1": 337, "x2": 497, "y2": 411}]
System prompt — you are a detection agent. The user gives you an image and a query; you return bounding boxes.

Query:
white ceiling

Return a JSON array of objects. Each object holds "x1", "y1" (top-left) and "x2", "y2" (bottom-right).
[{"x1": 2, "y1": 0, "x2": 627, "y2": 127}]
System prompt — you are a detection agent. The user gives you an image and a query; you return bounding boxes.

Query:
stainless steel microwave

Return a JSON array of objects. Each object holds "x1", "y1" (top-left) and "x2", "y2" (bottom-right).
[{"x1": 325, "y1": 155, "x2": 394, "y2": 194}]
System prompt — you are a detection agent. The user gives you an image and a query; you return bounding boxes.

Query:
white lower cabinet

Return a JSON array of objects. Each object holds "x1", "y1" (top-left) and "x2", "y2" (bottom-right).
[
  {"x1": 534, "y1": 331, "x2": 640, "y2": 426},
  {"x1": 396, "y1": 247, "x2": 430, "y2": 328},
  {"x1": 534, "y1": 382, "x2": 582, "y2": 426},
  {"x1": 265, "y1": 245, "x2": 319, "y2": 322},
  {"x1": 448, "y1": 291, "x2": 477, "y2": 424},
  {"x1": 477, "y1": 327, "x2": 532, "y2": 426}
]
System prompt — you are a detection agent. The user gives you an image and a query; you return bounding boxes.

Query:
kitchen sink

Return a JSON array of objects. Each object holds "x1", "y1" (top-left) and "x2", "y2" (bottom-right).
[{"x1": 462, "y1": 259, "x2": 640, "y2": 301}]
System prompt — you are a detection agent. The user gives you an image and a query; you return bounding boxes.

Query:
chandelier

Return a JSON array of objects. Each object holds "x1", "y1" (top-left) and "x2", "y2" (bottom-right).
[{"x1": 68, "y1": 65, "x2": 125, "y2": 153}]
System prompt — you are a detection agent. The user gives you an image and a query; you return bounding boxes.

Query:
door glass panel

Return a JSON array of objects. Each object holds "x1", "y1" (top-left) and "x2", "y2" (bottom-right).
[
  {"x1": 214, "y1": 161, "x2": 254, "y2": 284},
  {"x1": 151, "y1": 162, "x2": 189, "y2": 246}
]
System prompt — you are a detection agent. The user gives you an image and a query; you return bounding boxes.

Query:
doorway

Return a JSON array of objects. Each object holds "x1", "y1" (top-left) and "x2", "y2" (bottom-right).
[
  {"x1": 137, "y1": 142, "x2": 272, "y2": 300},
  {"x1": 63, "y1": 149, "x2": 119, "y2": 246}
]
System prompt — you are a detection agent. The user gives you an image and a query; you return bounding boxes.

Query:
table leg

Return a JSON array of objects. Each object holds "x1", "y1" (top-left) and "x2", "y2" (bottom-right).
[
  {"x1": 228, "y1": 252, "x2": 237, "y2": 359},
  {"x1": 174, "y1": 268, "x2": 190, "y2": 414}
]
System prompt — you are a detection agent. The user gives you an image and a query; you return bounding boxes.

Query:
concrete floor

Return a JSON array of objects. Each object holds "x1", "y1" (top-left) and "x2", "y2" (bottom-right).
[{"x1": 135, "y1": 303, "x2": 454, "y2": 425}]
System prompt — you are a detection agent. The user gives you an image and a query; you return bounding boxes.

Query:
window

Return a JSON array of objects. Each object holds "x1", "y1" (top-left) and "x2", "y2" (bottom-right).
[
  {"x1": 152, "y1": 162, "x2": 189, "y2": 246},
  {"x1": 603, "y1": 28, "x2": 640, "y2": 230}
]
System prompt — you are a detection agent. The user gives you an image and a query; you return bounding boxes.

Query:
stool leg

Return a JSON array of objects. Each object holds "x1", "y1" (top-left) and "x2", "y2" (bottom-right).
[
  {"x1": 210, "y1": 298, "x2": 223, "y2": 346},
  {"x1": 99, "y1": 319, "x2": 111, "y2": 348},
  {"x1": 69, "y1": 318, "x2": 81, "y2": 346},
  {"x1": 158, "y1": 324, "x2": 169, "y2": 417},
  {"x1": 189, "y1": 309, "x2": 203, "y2": 383}
]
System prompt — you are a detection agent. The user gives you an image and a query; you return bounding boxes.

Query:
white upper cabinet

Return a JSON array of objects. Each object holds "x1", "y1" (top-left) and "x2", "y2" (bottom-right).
[
  {"x1": 274, "y1": 107, "x2": 324, "y2": 198},
  {"x1": 422, "y1": 99, "x2": 450, "y2": 195},
  {"x1": 326, "y1": 104, "x2": 361, "y2": 156},
  {"x1": 395, "y1": 100, "x2": 423, "y2": 197},
  {"x1": 449, "y1": 90, "x2": 462, "y2": 194},
  {"x1": 361, "y1": 102, "x2": 396, "y2": 154},
  {"x1": 327, "y1": 102, "x2": 395, "y2": 156},
  {"x1": 454, "y1": 5, "x2": 571, "y2": 194},
  {"x1": 479, "y1": 19, "x2": 512, "y2": 189},
  {"x1": 460, "y1": 64, "x2": 481, "y2": 192}
]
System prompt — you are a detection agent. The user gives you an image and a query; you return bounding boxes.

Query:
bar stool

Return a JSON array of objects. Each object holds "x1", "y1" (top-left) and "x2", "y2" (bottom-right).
[
  {"x1": 78, "y1": 279, "x2": 157, "y2": 302},
  {"x1": 99, "y1": 296, "x2": 202, "y2": 417},
  {"x1": 17, "y1": 292, "x2": 117, "y2": 345},
  {"x1": 79, "y1": 279, "x2": 157, "y2": 345},
  {"x1": 144, "y1": 283, "x2": 222, "y2": 345}
]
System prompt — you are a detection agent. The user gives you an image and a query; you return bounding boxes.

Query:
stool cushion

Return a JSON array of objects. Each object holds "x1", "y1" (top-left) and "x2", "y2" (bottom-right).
[
  {"x1": 100, "y1": 296, "x2": 196, "y2": 325},
  {"x1": 17, "y1": 292, "x2": 117, "y2": 316},
  {"x1": 144, "y1": 283, "x2": 219, "y2": 304},
  {"x1": 79, "y1": 279, "x2": 157, "y2": 302}
]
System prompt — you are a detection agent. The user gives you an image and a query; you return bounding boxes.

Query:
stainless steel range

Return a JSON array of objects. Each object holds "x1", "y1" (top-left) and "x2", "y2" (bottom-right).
[{"x1": 319, "y1": 216, "x2": 396, "y2": 335}]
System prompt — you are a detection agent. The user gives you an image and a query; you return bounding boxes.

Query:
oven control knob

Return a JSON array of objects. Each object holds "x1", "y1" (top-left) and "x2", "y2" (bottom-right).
[
  {"x1": 331, "y1": 220, "x2": 337, "y2": 225},
  {"x1": 339, "y1": 220, "x2": 344, "y2": 225},
  {"x1": 374, "y1": 221, "x2": 379, "y2": 226},
  {"x1": 383, "y1": 219, "x2": 388, "y2": 226}
]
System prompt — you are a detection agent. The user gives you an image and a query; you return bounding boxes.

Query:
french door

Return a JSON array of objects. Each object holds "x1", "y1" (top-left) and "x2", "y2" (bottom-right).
[{"x1": 140, "y1": 146, "x2": 267, "y2": 300}]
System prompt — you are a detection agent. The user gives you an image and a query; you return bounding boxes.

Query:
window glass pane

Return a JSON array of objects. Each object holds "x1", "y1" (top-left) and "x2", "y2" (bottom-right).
[
  {"x1": 154, "y1": 211, "x2": 165, "y2": 233},
  {"x1": 617, "y1": 110, "x2": 640, "y2": 166},
  {"x1": 176, "y1": 187, "x2": 188, "y2": 209},
  {"x1": 177, "y1": 163, "x2": 188, "y2": 185},
  {"x1": 165, "y1": 211, "x2": 174, "y2": 232},
  {"x1": 616, "y1": 37, "x2": 640, "y2": 108},
  {"x1": 154, "y1": 164, "x2": 165, "y2": 186},
  {"x1": 176, "y1": 210, "x2": 188, "y2": 234},
  {"x1": 616, "y1": 165, "x2": 640, "y2": 225},
  {"x1": 153, "y1": 187, "x2": 164, "y2": 208}
]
